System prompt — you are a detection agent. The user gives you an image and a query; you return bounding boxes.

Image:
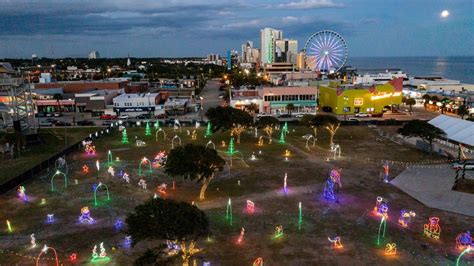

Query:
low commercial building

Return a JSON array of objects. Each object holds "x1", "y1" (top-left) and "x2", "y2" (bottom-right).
[
  {"x1": 113, "y1": 93, "x2": 167, "y2": 117},
  {"x1": 319, "y1": 78, "x2": 403, "y2": 115},
  {"x1": 35, "y1": 80, "x2": 129, "y2": 93},
  {"x1": 261, "y1": 86, "x2": 317, "y2": 114},
  {"x1": 75, "y1": 90, "x2": 120, "y2": 116}
]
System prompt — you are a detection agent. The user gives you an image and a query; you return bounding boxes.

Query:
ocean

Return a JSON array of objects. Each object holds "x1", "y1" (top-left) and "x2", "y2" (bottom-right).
[{"x1": 347, "y1": 56, "x2": 474, "y2": 84}]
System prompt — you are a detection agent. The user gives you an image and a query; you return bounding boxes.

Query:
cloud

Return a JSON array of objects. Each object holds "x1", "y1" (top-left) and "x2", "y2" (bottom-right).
[{"x1": 274, "y1": 0, "x2": 344, "y2": 9}]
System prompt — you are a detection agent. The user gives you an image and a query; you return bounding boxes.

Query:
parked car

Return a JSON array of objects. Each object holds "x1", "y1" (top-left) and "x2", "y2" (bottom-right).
[
  {"x1": 77, "y1": 120, "x2": 94, "y2": 126},
  {"x1": 348, "y1": 118, "x2": 360, "y2": 121},
  {"x1": 102, "y1": 121, "x2": 113, "y2": 126},
  {"x1": 100, "y1": 114, "x2": 117, "y2": 120},
  {"x1": 135, "y1": 114, "x2": 150, "y2": 120},
  {"x1": 35, "y1": 112, "x2": 45, "y2": 118},
  {"x1": 46, "y1": 118, "x2": 58, "y2": 123},
  {"x1": 118, "y1": 115, "x2": 129, "y2": 120},
  {"x1": 371, "y1": 113, "x2": 384, "y2": 118},
  {"x1": 278, "y1": 114, "x2": 292, "y2": 119},
  {"x1": 45, "y1": 113, "x2": 53, "y2": 117},
  {"x1": 53, "y1": 113, "x2": 62, "y2": 117},
  {"x1": 354, "y1": 113, "x2": 370, "y2": 117},
  {"x1": 55, "y1": 121, "x2": 72, "y2": 126},
  {"x1": 155, "y1": 113, "x2": 168, "y2": 119},
  {"x1": 294, "y1": 113, "x2": 306, "y2": 118},
  {"x1": 39, "y1": 120, "x2": 53, "y2": 127}
]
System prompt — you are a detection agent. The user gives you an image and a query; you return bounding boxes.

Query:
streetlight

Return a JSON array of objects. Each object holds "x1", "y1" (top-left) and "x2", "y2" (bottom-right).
[
  {"x1": 199, "y1": 96, "x2": 204, "y2": 121},
  {"x1": 343, "y1": 96, "x2": 349, "y2": 121}
]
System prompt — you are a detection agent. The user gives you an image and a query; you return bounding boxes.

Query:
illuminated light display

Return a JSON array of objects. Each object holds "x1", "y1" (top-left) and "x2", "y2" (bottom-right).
[
  {"x1": 122, "y1": 172, "x2": 130, "y2": 183},
  {"x1": 246, "y1": 200, "x2": 255, "y2": 214},
  {"x1": 274, "y1": 225, "x2": 284, "y2": 239},
  {"x1": 17, "y1": 186, "x2": 27, "y2": 202},
  {"x1": 398, "y1": 210, "x2": 416, "y2": 228},
  {"x1": 31, "y1": 233, "x2": 37, "y2": 248},
  {"x1": 154, "y1": 120, "x2": 160, "y2": 130},
  {"x1": 283, "y1": 173, "x2": 288, "y2": 195},
  {"x1": 383, "y1": 160, "x2": 390, "y2": 183},
  {"x1": 385, "y1": 243, "x2": 397, "y2": 256},
  {"x1": 145, "y1": 121, "x2": 151, "y2": 136},
  {"x1": 250, "y1": 153, "x2": 256, "y2": 161},
  {"x1": 70, "y1": 253, "x2": 77, "y2": 263},
  {"x1": 82, "y1": 165, "x2": 89, "y2": 174},
  {"x1": 456, "y1": 246, "x2": 472, "y2": 266},
  {"x1": 121, "y1": 128, "x2": 129, "y2": 144},
  {"x1": 227, "y1": 138, "x2": 235, "y2": 155},
  {"x1": 423, "y1": 217, "x2": 441, "y2": 240},
  {"x1": 323, "y1": 169, "x2": 342, "y2": 201},
  {"x1": 284, "y1": 149, "x2": 291, "y2": 157},
  {"x1": 373, "y1": 197, "x2": 388, "y2": 218},
  {"x1": 278, "y1": 130, "x2": 285, "y2": 144},
  {"x1": 226, "y1": 198, "x2": 233, "y2": 226},
  {"x1": 166, "y1": 240, "x2": 180, "y2": 255},
  {"x1": 93, "y1": 182, "x2": 110, "y2": 206},
  {"x1": 79, "y1": 207, "x2": 94, "y2": 224},
  {"x1": 455, "y1": 231, "x2": 472, "y2": 250},
  {"x1": 107, "y1": 150, "x2": 113, "y2": 166},
  {"x1": 50, "y1": 170, "x2": 68, "y2": 192},
  {"x1": 107, "y1": 166, "x2": 115, "y2": 177},
  {"x1": 298, "y1": 202, "x2": 303, "y2": 230},
  {"x1": 377, "y1": 216, "x2": 387, "y2": 246},
  {"x1": 221, "y1": 140, "x2": 226, "y2": 148},
  {"x1": 181, "y1": 241, "x2": 200, "y2": 266},
  {"x1": 36, "y1": 245, "x2": 59, "y2": 266},
  {"x1": 125, "y1": 235, "x2": 132, "y2": 246},
  {"x1": 6, "y1": 220, "x2": 12, "y2": 232},
  {"x1": 282, "y1": 122, "x2": 289, "y2": 135},
  {"x1": 237, "y1": 227, "x2": 245, "y2": 244},
  {"x1": 91, "y1": 242, "x2": 110, "y2": 263},
  {"x1": 257, "y1": 136, "x2": 264, "y2": 146},
  {"x1": 371, "y1": 92, "x2": 401, "y2": 100},
  {"x1": 205, "y1": 122, "x2": 212, "y2": 138},
  {"x1": 96, "y1": 160, "x2": 100, "y2": 171},
  {"x1": 171, "y1": 135, "x2": 182, "y2": 149},
  {"x1": 152, "y1": 151, "x2": 167, "y2": 168},
  {"x1": 41, "y1": 198, "x2": 46, "y2": 205},
  {"x1": 47, "y1": 214, "x2": 55, "y2": 224},
  {"x1": 328, "y1": 236, "x2": 343, "y2": 249},
  {"x1": 114, "y1": 219, "x2": 123, "y2": 231},
  {"x1": 156, "y1": 183, "x2": 167, "y2": 198},
  {"x1": 138, "y1": 157, "x2": 152, "y2": 176},
  {"x1": 253, "y1": 257, "x2": 264, "y2": 266},
  {"x1": 191, "y1": 130, "x2": 197, "y2": 140},
  {"x1": 85, "y1": 143, "x2": 96, "y2": 156},
  {"x1": 138, "y1": 178, "x2": 147, "y2": 190},
  {"x1": 172, "y1": 181, "x2": 175, "y2": 190}
]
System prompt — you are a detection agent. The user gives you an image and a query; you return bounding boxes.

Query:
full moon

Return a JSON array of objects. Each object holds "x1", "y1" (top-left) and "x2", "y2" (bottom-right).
[{"x1": 441, "y1": 10, "x2": 450, "y2": 18}]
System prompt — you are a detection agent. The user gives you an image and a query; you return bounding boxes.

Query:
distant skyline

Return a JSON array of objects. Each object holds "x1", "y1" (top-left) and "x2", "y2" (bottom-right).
[{"x1": 1, "y1": 0, "x2": 472, "y2": 58}]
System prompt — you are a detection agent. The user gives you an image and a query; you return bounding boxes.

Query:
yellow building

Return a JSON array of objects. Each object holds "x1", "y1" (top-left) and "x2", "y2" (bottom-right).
[{"x1": 319, "y1": 78, "x2": 403, "y2": 115}]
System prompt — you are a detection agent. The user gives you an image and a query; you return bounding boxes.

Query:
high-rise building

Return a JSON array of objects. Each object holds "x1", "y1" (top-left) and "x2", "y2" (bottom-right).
[
  {"x1": 88, "y1": 51, "x2": 100, "y2": 59},
  {"x1": 296, "y1": 51, "x2": 306, "y2": 70},
  {"x1": 241, "y1": 41, "x2": 253, "y2": 63},
  {"x1": 260, "y1": 28, "x2": 283, "y2": 65},
  {"x1": 274, "y1": 39, "x2": 298, "y2": 64},
  {"x1": 241, "y1": 41, "x2": 260, "y2": 64}
]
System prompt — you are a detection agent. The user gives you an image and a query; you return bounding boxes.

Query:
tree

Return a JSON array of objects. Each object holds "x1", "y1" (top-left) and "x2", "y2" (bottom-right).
[
  {"x1": 230, "y1": 124, "x2": 246, "y2": 144},
  {"x1": 401, "y1": 96, "x2": 407, "y2": 105},
  {"x1": 303, "y1": 114, "x2": 340, "y2": 146},
  {"x1": 257, "y1": 116, "x2": 278, "y2": 143},
  {"x1": 205, "y1": 106, "x2": 253, "y2": 132},
  {"x1": 422, "y1": 94, "x2": 431, "y2": 109},
  {"x1": 165, "y1": 144, "x2": 225, "y2": 200},
  {"x1": 397, "y1": 120, "x2": 446, "y2": 154},
  {"x1": 245, "y1": 103, "x2": 259, "y2": 122},
  {"x1": 457, "y1": 105, "x2": 469, "y2": 119},
  {"x1": 405, "y1": 98, "x2": 416, "y2": 112},
  {"x1": 52, "y1": 93, "x2": 63, "y2": 114},
  {"x1": 300, "y1": 114, "x2": 318, "y2": 137},
  {"x1": 286, "y1": 103, "x2": 295, "y2": 115},
  {"x1": 126, "y1": 198, "x2": 209, "y2": 265}
]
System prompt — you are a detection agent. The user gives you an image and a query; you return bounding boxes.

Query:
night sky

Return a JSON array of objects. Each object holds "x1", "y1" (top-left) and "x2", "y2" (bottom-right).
[{"x1": 0, "y1": 0, "x2": 472, "y2": 58}]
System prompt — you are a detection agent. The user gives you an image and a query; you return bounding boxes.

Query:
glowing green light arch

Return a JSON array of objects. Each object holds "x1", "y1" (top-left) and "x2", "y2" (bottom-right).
[
  {"x1": 93, "y1": 183, "x2": 110, "y2": 206},
  {"x1": 50, "y1": 170, "x2": 67, "y2": 192},
  {"x1": 138, "y1": 158, "x2": 152, "y2": 176}
]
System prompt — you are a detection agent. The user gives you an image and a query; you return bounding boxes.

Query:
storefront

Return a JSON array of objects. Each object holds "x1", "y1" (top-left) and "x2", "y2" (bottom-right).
[{"x1": 35, "y1": 99, "x2": 75, "y2": 113}]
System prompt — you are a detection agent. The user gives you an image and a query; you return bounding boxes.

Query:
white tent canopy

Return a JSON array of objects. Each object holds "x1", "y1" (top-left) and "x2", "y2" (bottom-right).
[{"x1": 428, "y1": 115, "x2": 474, "y2": 147}]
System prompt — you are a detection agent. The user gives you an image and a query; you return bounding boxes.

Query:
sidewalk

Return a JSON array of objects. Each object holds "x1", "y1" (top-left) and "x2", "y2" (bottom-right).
[{"x1": 390, "y1": 164, "x2": 474, "y2": 217}]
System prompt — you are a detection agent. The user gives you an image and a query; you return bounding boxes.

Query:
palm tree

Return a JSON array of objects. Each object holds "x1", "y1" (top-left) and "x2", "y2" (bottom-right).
[
  {"x1": 457, "y1": 105, "x2": 469, "y2": 119},
  {"x1": 52, "y1": 93, "x2": 63, "y2": 114},
  {"x1": 286, "y1": 103, "x2": 295, "y2": 115},
  {"x1": 405, "y1": 98, "x2": 416, "y2": 112},
  {"x1": 422, "y1": 94, "x2": 431, "y2": 109},
  {"x1": 246, "y1": 103, "x2": 259, "y2": 122}
]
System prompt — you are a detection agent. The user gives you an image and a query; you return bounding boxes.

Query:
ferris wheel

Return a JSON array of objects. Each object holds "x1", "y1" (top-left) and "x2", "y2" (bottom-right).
[{"x1": 304, "y1": 30, "x2": 348, "y2": 73}]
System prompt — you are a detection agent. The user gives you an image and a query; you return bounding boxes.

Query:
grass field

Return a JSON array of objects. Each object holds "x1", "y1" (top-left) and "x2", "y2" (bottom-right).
[
  {"x1": 0, "y1": 127, "x2": 102, "y2": 184},
  {"x1": 0, "y1": 124, "x2": 472, "y2": 265}
]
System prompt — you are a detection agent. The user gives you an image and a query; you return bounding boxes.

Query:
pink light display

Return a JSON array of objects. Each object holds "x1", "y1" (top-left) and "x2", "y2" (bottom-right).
[{"x1": 246, "y1": 200, "x2": 255, "y2": 214}]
